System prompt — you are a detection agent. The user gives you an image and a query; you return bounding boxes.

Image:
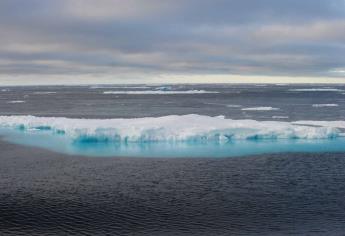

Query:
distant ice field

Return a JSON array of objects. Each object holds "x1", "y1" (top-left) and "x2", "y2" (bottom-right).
[{"x1": 103, "y1": 90, "x2": 218, "y2": 94}]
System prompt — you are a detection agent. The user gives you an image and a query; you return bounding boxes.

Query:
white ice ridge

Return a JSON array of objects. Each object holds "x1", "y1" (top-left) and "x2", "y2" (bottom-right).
[
  {"x1": 0, "y1": 115, "x2": 343, "y2": 143},
  {"x1": 272, "y1": 116, "x2": 289, "y2": 119},
  {"x1": 103, "y1": 90, "x2": 218, "y2": 95},
  {"x1": 6, "y1": 100, "x2": 26, "y2": 104},
  {"x1": 90, "y1": 86, "x2": 150, "y2": 89},
  {"x1": 289, "y1": 88, "x2": 344, "y2": 92},
  {"x1": 241, "y1": 107, "x2": 279, "y2": 111},
  {"x1": 312, "y1": 104, "x2": 339, "y2": 107}
]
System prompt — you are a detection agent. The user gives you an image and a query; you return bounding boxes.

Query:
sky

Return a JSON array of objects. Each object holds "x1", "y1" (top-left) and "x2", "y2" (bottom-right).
[{"x1": 0, "y1": 0, "x2": 344, "y2": 85}]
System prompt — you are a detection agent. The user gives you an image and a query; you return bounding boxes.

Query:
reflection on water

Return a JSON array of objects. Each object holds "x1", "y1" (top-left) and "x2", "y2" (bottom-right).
[
  {"x1": 2, "y1": 127, "x2": 345, "y2": 158},
  {"x1": 1, "y1": 143, "x2": 345, "y2": 235}
]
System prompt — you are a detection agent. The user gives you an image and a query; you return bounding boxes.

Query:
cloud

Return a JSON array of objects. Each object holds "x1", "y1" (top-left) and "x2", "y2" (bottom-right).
[
  {"x1": 0, "y1": 0, "x2": 344, "y2": 83},
  {"x1": 61, "y1": 0, "x2": 177, "y2": 21}
]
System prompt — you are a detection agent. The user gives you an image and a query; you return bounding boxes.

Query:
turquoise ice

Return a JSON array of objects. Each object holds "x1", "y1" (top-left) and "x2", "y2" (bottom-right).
[{"x1": 0, "y1": 115, "x2": 345, "y2": 158}]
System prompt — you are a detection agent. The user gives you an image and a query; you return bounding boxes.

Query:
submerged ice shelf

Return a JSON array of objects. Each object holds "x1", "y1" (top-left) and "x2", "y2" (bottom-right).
[{"x1": 0, "y1": 114, "x2": 345, "y2": 158}]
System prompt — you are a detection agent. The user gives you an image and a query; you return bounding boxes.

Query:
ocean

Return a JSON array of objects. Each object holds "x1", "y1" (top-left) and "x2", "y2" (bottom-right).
[
  {"x1": 1, "y1": 84, "x2": 344, "y2": 120},
  {"x1": 0, "y1": 83, "x2": 345, "y2": 235}
]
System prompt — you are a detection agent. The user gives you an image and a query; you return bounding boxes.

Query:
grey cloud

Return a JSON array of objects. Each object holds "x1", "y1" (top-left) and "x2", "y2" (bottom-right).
[{"x1": 0, "y1": 0, "x2": 344, "y2": 80}]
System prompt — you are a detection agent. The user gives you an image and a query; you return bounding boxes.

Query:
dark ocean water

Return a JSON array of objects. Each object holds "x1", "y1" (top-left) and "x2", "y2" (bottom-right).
[
  {"x1": 1, "y1": 142, "x2": 345, "y2": 235},
  {"x1": 0, "y1": 83, "x2": 344, "y2": 120},
  {"x1": 1, "y1": 84, "x2": 345, "y2": 235}
]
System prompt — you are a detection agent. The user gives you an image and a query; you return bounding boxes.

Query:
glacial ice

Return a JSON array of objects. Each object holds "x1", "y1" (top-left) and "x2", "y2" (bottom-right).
[{"x1": 0, "y1": 115, "x2": 343, "y2": 144}]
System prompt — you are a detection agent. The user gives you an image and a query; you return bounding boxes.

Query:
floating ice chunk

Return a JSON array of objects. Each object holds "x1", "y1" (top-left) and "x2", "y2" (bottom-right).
[
  {"x1": 103, "y1": 90, "x2": 219, "y2": 95},
  {"x1": 90, "y1": 86, "x2": 150, "y2": 89},
  {"x1": 226, "y1": 105, "x2": 242, "y2": 108},
  {"x1": 242, "y1": 107, "x2": 279, "y2": 111},
  {"x1": 312, "y1": 104, "x2": 339, "y2": 107},
  {"x1": 289, "y1": 88, "x2": 344, "y2": 92},
  {"x1": 6, "y1": 100, "x2": 26, "y2": 104}
]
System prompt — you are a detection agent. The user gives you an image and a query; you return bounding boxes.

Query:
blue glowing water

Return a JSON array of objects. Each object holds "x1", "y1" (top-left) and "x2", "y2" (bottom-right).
[{"x1": 1, "y1": 127, "x2": 345, "y2": 158}]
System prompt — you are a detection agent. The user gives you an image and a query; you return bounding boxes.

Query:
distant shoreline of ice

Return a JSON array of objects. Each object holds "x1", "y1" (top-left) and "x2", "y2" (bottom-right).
[{"x1": 103, "y1": 90, "x2": 219, "y2": 95}]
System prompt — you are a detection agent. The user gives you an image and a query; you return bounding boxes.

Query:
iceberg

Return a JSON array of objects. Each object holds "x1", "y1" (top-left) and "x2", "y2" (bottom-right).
[
  {"x1": 1, "y1": 115, "x2": 345, "y2": 158},
  {"x1": 0, "y1": 115, "x2": 342, "y2": 144}
]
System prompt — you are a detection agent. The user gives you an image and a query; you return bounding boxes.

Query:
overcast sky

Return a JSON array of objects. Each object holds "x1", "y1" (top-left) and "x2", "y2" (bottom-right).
[{"x1": 0, "y1": 0, "x2": 344, "y2": 84}]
